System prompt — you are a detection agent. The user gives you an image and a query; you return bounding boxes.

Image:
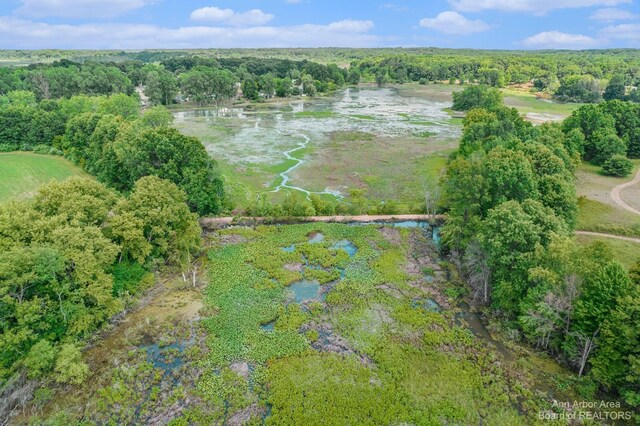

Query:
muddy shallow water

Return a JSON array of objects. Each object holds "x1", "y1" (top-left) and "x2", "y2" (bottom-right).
[{"x1": 174, "y1": 87, "x2": 461, "y2": 199}]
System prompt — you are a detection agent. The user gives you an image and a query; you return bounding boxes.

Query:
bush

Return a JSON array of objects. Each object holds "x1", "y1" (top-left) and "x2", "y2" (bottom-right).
[
  {"x1": 602, "y1": 155, "x2": 634, "y2": 177},
  {"x1": 111, "y1": 261, "x2": 153, "y2": 297},
  {"x1": 32, "y1": 144, "x2": 63, "y2": 155},
  {"x1": 0, "y1": 143, "x2": 16, "y2": 152},
  {"x1": 54, "y1": 344, "x2": 89, "y2": 385}
]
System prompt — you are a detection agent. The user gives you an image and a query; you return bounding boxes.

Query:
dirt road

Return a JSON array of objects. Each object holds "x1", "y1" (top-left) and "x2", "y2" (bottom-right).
[
  {"x1": 201, "y1": 214, "x2": 444, "y2": 229},
  {"x1": 611, "y1": 169, "x2": 640, "y2": 216},
  {"x1": 575, "y1": 231, "x2": 640, "y2": 244}
]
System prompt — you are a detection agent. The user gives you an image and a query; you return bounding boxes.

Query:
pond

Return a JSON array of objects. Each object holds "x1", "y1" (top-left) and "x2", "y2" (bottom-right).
[
  {"x1": 289, "y1": 279, "x2": 324, "y2": 303},
  {"x1": 330, "y1": 240, "x2": 358, "y2": 257}
]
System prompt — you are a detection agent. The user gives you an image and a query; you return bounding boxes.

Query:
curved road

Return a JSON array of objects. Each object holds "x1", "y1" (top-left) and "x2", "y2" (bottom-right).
[
  {"x1": 575, "y1": 171, "x2": 640, "y2": 244},
  {"x1": 611, "y1": 169, "x2": 640, "y2": 216}
]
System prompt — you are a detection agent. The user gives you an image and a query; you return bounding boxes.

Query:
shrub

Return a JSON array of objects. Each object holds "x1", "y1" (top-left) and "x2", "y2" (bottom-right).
[
  {"x1": 32, "y1": 144, "x2": 63, "y2": 155},
  {"x1": 602, "y1": 155, "x2": 634, "y2": 177},
  {"x1": 0, "y1": 143, "x2": 15, "y2": 152},
  {"x1": 111, "y1": 261, "x2": 153, "y2": 297},
  {"x1": 23, "y1": 340, "x2": 58, "y2": 379},
  {"x1": 54, "y1": 344, "x2": 89, "y2": 385}
]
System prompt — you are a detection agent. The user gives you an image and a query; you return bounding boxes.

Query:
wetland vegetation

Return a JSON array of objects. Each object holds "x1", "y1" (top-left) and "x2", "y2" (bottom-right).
[{"x1": 1, "y1": 48, "x2": 640, "y2": 425}]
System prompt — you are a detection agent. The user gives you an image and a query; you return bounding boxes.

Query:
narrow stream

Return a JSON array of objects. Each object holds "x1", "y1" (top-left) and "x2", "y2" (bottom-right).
[
  {"x1": 271, "y1": 127, "x2": 345, "y2": 200},
  {"x1": 458, "y1": 302, "x2": 514, "y2": 361}
]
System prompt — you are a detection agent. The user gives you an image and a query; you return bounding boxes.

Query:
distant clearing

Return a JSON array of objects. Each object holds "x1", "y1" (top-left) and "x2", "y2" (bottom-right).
[
  {"x1": 575, "y1": 233, "x2": 640, "y2": 269},
  {"x1": 0, "y1": 152, "x2": 87, "y2": 202}
]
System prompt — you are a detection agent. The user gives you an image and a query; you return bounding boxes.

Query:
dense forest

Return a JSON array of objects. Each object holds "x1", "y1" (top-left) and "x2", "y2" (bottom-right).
[
  {"x1": 2, "y1": 49, "x2": 640, "y2": 106},
  {"x1": 442, "y1": 86, "x2": 640, "y2": 408}
]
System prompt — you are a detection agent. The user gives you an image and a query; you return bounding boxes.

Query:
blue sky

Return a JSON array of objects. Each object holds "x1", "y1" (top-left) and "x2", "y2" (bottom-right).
[{"x1": 0, "y1": 0, "x2": 639, "y2": 49}]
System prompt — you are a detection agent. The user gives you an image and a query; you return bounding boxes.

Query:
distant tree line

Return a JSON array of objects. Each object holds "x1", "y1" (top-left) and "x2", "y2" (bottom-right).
[
  {"x1": 0, "y1": 57, "x2": 354, "y2": 108},
  {"x1": 5, "y1": 51, "x2": 640, "y2": 109},
  {"x1": 352, "y1": 53, "x2": 640, "y2": 103},
  {"x1": 441, "y1": 88, "x2": 640, "y2": 408}
]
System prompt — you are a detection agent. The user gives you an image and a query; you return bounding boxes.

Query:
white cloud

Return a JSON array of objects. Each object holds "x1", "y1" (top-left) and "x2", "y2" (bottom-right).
[
  {"x1": 190, "y1": 7, "x2": 234, "y2": 22},
  {"x1": 190, "y1": 7, "x2": 274, "y2": 26},
  {"x1": 15, "y1": 0, "x2": 157, "y2": 19},
  {"x1": 600, "y1": 23, "x2": 640, "y2": 41},
  {"x1": 521, "y1": 31, "x2": 600, "y2": 48},
  {"x1": 449, "y1": 0, "x2": 630, "y2": 14},
  {"x1": 419, "y1": 11, "x2": 489, "y2": 35},
  {"x1": 327, "y1": 19, "x2": 374, "y2": 32},
  {"x1": 382, "y1": 3, "x2": 409, "y2": 12},
  {"x1": 589, "y1": 7, "x2": 636, "y2": 21},
  {"x1": 0, "y1": 17, "x2": 382, "y2": 49}
]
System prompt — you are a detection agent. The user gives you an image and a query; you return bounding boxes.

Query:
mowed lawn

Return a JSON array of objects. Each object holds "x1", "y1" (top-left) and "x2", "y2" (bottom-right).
[{"x1": 0, "y1": 152, "x2": 87, "y2": 202}]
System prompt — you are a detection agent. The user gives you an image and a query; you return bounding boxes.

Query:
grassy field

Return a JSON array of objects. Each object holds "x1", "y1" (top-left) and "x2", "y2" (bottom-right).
[
  {"x1": 575, "y1": 234, "x2": 640, "y2": 269},
  {"x1": 576, "y1": 161, "x2": 640, "y2": 236},
  {"x1": 290, "y1": 131, "x2": 455, "y2": 206},
  {"x1": 0, "y1": 152, "x2": 87, "y2": 202},
  {"x1": 501, "y1": 88, "x2": 579, "y2": 125}
]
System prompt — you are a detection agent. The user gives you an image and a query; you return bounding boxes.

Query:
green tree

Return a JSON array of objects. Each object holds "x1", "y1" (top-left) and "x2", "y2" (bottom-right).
[
  {"x1": 590, "y1": 290, "x2": 640, "y2": 405},
  {"x1": 302, "y1": 74, "x2": 317, "y2": 97},
  {"x1": 180, "y1": 67, "x2": 236, "y2": 106},
  {"x1": 242, "y1": 78, "x2": 260, "y2": 101},
  {"x1": 79, "y1": 63, "x2": 132, "y2": 96},
  {"x1": 0, "y1": 105, "x2": 34, "y2": 149},
  {"x1": 60, "y1": 113, "x2": 102, "y2": 165},
  {"x1": 602, "y1": 155, "x2": 634, "y2": 177},
  {"x1": 483, "y1": 146, "x2": 538, "y2": 211},
  {"x1": 42, "y1": 66, "x2": 83, "y2": 99},
  {"x1": 139, "y1": 106, "x2": 173, "y2": 128},
  {"x1": 258, "y1": 73, "x2": 276, "y2": 98},
  {"x1": 144, "y1": 68, "x2": 178, "y2": 105},
  {"x1": 603, "y1": 74, "x2": 626, "y2": 101},
  {"x1": 347, "y1": 68, "x2": 361, "y2": 85},
  {"x1": 555, "y1": 75, "x2": 601, "y2": 103},
  {"x1": 275, "y1": 77, "x2": 293, "y2": 98},
  {"x1": 23, "y1": 339, "x2": 58, "y2": 379},
  {"x1": 114, "y1": 127, "x2": 224, "y2": 215},
  {"x1": 110, "y1": 176, "x2": 201, "y2": 262},
  {"x1": 574, "y1": 261, "x2": 633, "y2": 336},
  {"x1": 99, "y1": 94, "x2": 140, "y2": 120},
  {"x1": 478, "y1": 67, "x2": 506, "y2": 87},
  {"x1": 85, "y1": 114, "x2": 126, "y2": 178},
  {"x1": 452, "y1": 85, "x2": 503, "y2": 112},
  {"x1": 479, "y1": 200, "x2": 565, "y2": 314},
  {"x1": 25, "y1": 109, "x2": 66, "y2": 148},
  {"x1": 592, "y1": 131, "x2": 627, "y2": 165}
]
